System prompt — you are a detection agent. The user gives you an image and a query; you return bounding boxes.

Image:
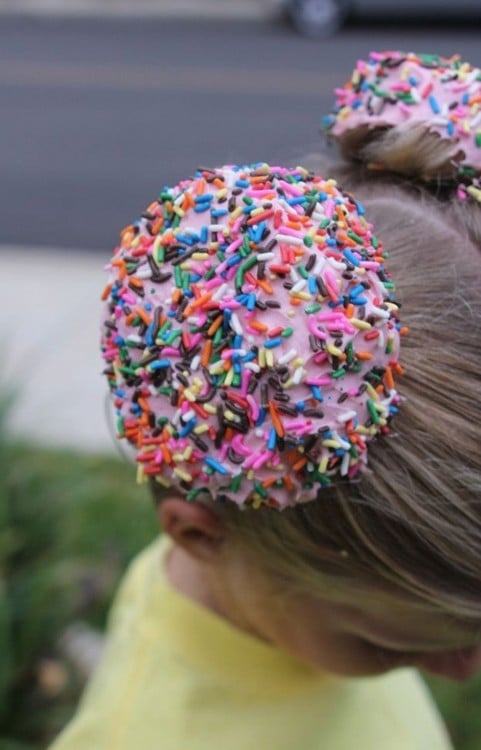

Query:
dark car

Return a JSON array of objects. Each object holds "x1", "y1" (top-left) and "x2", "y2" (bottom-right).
[{"x1": 286, "y1": 0, "x2": 481, "y2": 37}]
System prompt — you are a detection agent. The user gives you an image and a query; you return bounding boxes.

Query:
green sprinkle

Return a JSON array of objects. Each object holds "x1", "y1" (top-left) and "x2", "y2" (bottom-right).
[
  {"x1": 174, "y1": 265, "x2": 182, "y2": 287},
  {"x1": 118, "y1": 365, "x2": 138, "y2": 377},
  {"x1": 372, "y1": 236, "x2": 379, "y2": 249},
  {"x1": 229, "y1": 474, "x2": 243, "y2": 493},
  {"x1": 304, "y1": 303, "x2": 322, "y2": 315},
  {"x1": 298, "y1": 266, "x2": 309, "y2": 280},
  {"x1": 331, "y1": 367, "x2": 346, "y2": 379},
  {"x1": 253, "y1": 482, "x2": 268, "y2": 499},
  {"x1": 165, "y1": 330, "x2": 181, "y2": 345},
  {"x1": 367, "y1": 398, "x2": 381, "y2": 424},
  {"x1": 347, "y1": 230, "x2": 363, "y2": 244},
  {"x1": 117, "y1": 415, "x2": 125, "y2": 437},
  {"x1": 281, "y1": 327, "x2": 294, "y2": 338},
  {"x1": 475, "y1": 131, "x2": 481, "y2": 148},
  {"x1": 303, "y1": 235, "x2": 314, "y2": 247}
]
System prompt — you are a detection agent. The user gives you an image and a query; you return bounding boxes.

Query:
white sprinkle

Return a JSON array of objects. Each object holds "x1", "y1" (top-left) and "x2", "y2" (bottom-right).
[
  {"x1": 337, "y1": 410, "x2": 357, "y2": 424},
  {"x1": 212, "y1": 283, "x2": 228, "y2": 301},
  {"x1": 136, "y1": 265, "x2": 153, "y2": 279},
  {"x1": 182, "y1": 409, "x2": 196, "y2": 422},
  {"x1": 291, "y1": 278, "x2": 307, "y2": 293},
  {"x1": 257, "y1": 251, "x2": 275, "y2": 261},
  {"x1": 230, "y1": 312, "x2": 243, "y2": 336},
  {"x1": 276, "y1": 233, "x2": 303, "y2": 246},
  {"x1": 372, "y1": 306, "x2": 391, "y2": 319},
  {"x1": 245, "y1": 362, "x2": 261, "y2": 373},
  {"x1": 292, "y1": 366, "x2": 305, "y2": 385},
  {"x1": 209, "y1": 224, "x2": 224, "y2": 232},
  {"x1": 190, "y1": 355, "x2": 200, "y2": 372},
  {"x1": 278, "y1": 348, "x2": 298, "y2": 365},
  {"x1": 340, "y1": 451, "x2": 351, "y2": 476}
]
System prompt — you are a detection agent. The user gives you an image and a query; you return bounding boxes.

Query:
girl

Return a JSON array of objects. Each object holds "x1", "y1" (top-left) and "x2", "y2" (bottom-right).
[{"x1": 51, "y1": 52, "x2": 481, "y2": 750}]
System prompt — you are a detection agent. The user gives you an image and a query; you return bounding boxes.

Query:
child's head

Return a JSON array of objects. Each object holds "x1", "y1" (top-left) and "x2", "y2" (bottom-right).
[{"x1": 100, "y1": 69, "x2": 481, "y2": 679}]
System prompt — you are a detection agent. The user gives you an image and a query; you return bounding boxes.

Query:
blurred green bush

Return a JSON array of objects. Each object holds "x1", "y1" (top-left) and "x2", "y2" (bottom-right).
[
  {"x1": 0, "y1": 438, "x2": 480, "y2": 749},
  {"x1": 0, "y1": 440, "x2": 156, "y2": 748}
]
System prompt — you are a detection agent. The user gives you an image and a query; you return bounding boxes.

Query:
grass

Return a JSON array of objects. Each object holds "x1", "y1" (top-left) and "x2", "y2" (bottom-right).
[{"x1": 1, "y1": 441, "x2": 481, "y2": 749}]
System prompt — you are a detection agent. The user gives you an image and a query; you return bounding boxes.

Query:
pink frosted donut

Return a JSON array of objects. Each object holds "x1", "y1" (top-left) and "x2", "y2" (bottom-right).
[
  {"x1": 323, "y1": 51, "x2": 481, "y2": 184},
  {"x1": 100, "y1": 164, "x2": 403, "y2": 509}
]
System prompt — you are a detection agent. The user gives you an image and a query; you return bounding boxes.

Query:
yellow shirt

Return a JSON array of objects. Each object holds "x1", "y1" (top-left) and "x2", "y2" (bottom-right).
[{"x1": 51, "y1": 538, "x2": 452, "y2": 750}]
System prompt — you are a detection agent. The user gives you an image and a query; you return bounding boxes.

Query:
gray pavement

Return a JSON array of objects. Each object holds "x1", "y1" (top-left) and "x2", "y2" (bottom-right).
[{"x1": 4, "y1": 246, "x2": 116, "y2": 453}]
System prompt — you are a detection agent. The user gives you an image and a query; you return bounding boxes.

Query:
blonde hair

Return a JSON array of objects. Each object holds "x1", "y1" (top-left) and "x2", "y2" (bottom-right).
[{"x1": 153, "y1": 132, "x2": 481, "y2": 624}]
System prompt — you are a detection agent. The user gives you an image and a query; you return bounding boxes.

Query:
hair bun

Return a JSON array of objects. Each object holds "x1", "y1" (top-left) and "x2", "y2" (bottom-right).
[
  {"x1": 101, "y1": 164, "x2": 403, "y2": 509},
  {"x1": 322, "y1": 51, "x2": 481, "y2": 193}
]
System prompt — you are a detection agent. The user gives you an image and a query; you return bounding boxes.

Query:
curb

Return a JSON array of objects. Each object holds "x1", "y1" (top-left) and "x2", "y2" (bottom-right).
[{"x1": 0, "y1": 0, "x2": 281, "y2": 20}]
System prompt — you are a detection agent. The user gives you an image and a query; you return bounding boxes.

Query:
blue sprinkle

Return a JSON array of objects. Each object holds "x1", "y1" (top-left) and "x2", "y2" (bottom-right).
[
  {"x1": 233, "y1": 335, "x2": 243, "y2": 349},
  {"x1": 311, "y1": 385, "x2": 323, "y2": 402},
  {"x1": 264, "y1": 337, "x2": 282, "y2": 349},
  {"x1": 428, "y1": 95, "x2": 441, "y2": 114},
  {"x1": 355, "y1": 200, "x2": 366, "y2": 216},
  {"x1": 350, "y1": 295, "x2": 368, "y2": 306},
  {"x1": 296, "y1": 400, "x2": 306, "y2": 412},
  {"x1": 179, "y1": 419, "x2": 197, "y2": 437},
  {"x1": 343, "y1": 249, "x2": 360, "y2": 267},
  {"x1": 267, "y1": 427, "x2": 277, "y2": 451},
  {"x1": 144, "y1": 302, "x2": 153, "y2": 311},
  {"x1": 235, "y1": 179, "x2": 250, "y2": 188},
  {"x1": 205, "y1": 456, "x2": 229, "y2": 475},
  {"x1": 150, "y1": 360, "x2": 171, "y2": 370},
  {"x1": 226, "y1": 253, "x2": 242, "y2": 268},
  {"x1": 195, "y1": 193, "x2": 213, "y2": 204},
  {"x1": 193, "y1": 205, "x2": 210, "y2": 213},
  {"x1": 462, "y1": 92, "x2": 470, "y2": 105},
  {"x1": 212, "y1": 209, "x2": 228, "y2": 218},
  {"x1": 349, "y1": 284, "x2": 365, "y2": 297},
  {"x1": 247, "y1": 293, "x2": 256, "y2": 311},
  {"x1": 326, "y1": 237, "x2": 338, "y2": 246},
  {"x1": 255, "y1": 407, "x2": 266, "y2": 427},
  {"x1": 114, "y1": 335, "x2": 124, "y2": 346},
  {"x1": 287, "y1": 196, "x2": 306, "y2": 206},
  {"x1": 242, "y1": 351, "x2": 256, "y2": 363},
  {"x1": 308, "y1": 276, "x2": 318, "y2": 295},
  {"x1": 408, "y1": 75, "x2": 419, "y2": 86},
  {"x1": 200, "y1": 226, "x2": 208, "y2": 243},
  {"x1": 447, "y1": 120, "x2": 455, "y2": 137},
  {"x1": 145, "y1": 323, "x2": 155, "y2": 347}
]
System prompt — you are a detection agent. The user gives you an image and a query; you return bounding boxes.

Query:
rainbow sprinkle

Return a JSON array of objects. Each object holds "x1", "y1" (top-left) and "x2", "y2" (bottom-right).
[{"x1": 101, "y1": 164, "x2": 403, "y2": 509}]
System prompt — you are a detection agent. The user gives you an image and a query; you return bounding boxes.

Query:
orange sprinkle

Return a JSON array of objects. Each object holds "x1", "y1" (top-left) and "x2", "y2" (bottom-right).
[
  {"x1": 292, "y1": 456, "x2": 308, "y2": 472},
  {"x1": 262, "y1": 477, "x2": 278, "y2": 488},
  {"x1": 384, "y1": 366, "x2": 395, "y2": 391},
  {"x1": 207, "y1": 315, "x2": 223, "y2": 336},
  {"x1": 400, "y1": 326, "x2": 409, "y2": 336},
  {"x1": 345, "y1": 303, "x2": 354, "y2": 318},
  {"x1": 138, "y1": 397, "x2": 150, "y2": 413},
  {"x1": 129, "y1": 277, "x2": 144, "y2": 289},
  {"x1": 268, "y1": 402, "x2": 285, "y2": 438},
  {"x1": 101, "y1": 283, "x2": 112, "y2": 301},
  {"x1": 356, "y1": 351, "x2": 373, "y2": 361},
  {"x1": 195, "y1": 177, "x2": 206, "y2": 195},
  {"x1": 257, "y1": 278, "x2": 273, "y2": 295},
  {"x1": 135, "y1": 307, "x2": 152, "y2": 326},
  {"x1": 201, "y1": 340, "x2": 213, "y2": 367},
  {"x1": 283, "y1": 474, "x2": 294, "y2": 490},
  {"x1": 249, "y1": 319, "x2": 269, "y2": 333}
]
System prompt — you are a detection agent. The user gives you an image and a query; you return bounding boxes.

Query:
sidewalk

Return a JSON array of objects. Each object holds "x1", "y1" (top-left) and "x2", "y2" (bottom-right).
[
  {"x1": 0, "y1": 0, "x2": 280, "y2": 20},
  {"x1": 4, "y1": 246, "x2": 117, "y2": 454}
]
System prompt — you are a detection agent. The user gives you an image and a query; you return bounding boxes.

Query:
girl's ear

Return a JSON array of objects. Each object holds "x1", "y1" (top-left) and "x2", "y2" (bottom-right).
[{"x1": 158, "y1": 498, "x2": 226, "y2": 561}]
